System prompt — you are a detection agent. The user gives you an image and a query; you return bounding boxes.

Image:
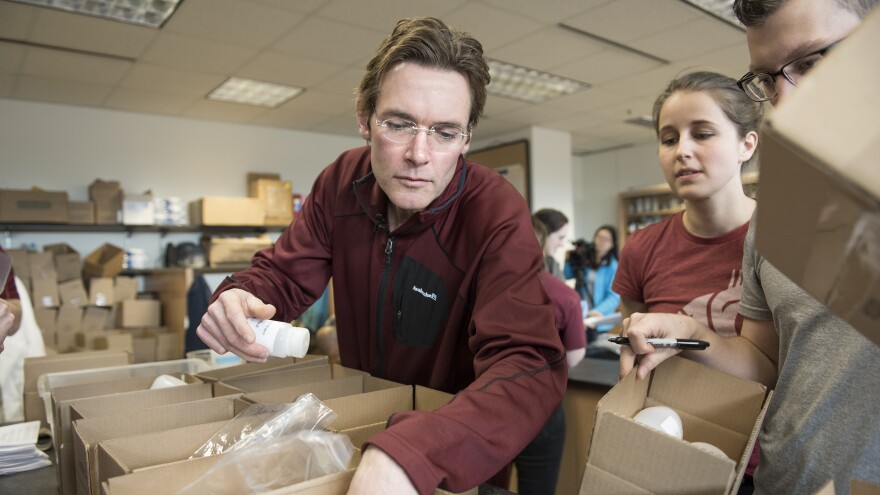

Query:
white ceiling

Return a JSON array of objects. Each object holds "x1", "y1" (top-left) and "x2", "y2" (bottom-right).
[{"x1": 0, "y1": 0, "x2": 752, "y2": 155}]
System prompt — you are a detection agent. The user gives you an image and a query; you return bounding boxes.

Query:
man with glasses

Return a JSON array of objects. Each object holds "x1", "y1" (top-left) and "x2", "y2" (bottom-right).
[
  {"x1": 619, "y1": 1, "x2": 880, "y2": 494},
  {"x1": 197, "y1": 17, "x2": 566, "y2": 495}
]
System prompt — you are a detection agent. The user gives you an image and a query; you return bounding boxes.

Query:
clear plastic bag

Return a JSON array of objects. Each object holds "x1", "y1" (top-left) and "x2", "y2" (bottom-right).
[
  {"x1": 178, "y1": 393, "x2": 354, "y2": 493},
  {"x1": 178, "y1": 430, "x2": 354, "y2": 494},
  {"x1": 190, "y1": 393, "x2": 336, "y2": 458}
]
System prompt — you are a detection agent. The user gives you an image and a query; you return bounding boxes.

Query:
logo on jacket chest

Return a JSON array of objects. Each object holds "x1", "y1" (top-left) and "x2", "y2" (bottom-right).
[{"x1": 412, "y1": 285, "x2": 438, "y2": 301}]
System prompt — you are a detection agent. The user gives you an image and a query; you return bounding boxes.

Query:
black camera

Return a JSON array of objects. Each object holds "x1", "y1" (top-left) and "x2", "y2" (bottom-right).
[{"x1": 566, "y1": 239, "x2": 594, "y2": 272}]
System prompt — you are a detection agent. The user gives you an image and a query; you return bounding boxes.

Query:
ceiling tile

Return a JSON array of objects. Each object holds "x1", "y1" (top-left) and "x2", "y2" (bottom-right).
[
  {"x1": 248, "y1": 0, "x2": 330, "y2": 14},
  {"x1": 276, "y1": 89, "x2": 353, "y2": 116},
  {"x1": 0, "y1": 42, "x2": 26, "y2": 73},
  {"x1": 316, "y1": 67, "x2": 364, "y2": 95},
  {"x1": 120, "y1": 64, "x2": 225, "y2": 97},
  {"x1": 104, "y1": 87, "x2": 196, "y2": 115},
  {"x1": 15, "y1": 75, "x2": 113, "y2": 106},
  {"x1": 629, "y1": 18, "x2": 745, "y2": 61},
  {"x1": 272, "y1": 17, "x2": 385, "y2": 66},
  {"x1": 483, "y1": 95, "x2": 530, "y2": 120},
  {"x1": 310, "y1": 112, "x2": 360, "y2": 137},
  {"x1": 21, "y1": 46, "x2": 132, "y2": 85},
  {"x1": 0, "y1": 74, "x2": 16, "y2": 96},
  {"x1": 596, "y1": 65, "x2": 684, "y2": 100},
  {"x1": 555, "y1": 48, "x2": 663, "y2": 85},
  {"x1": 564, "y1": 0, "x2": 701, "y2": 44},
  {"x1": 249, "y1": 108, "x2": 337, "y2": 129},
  {"x1": 540, "y1": 111, "x2": 612, "y2": 133},
  {"x1": 140, "y1": 32, "x2": 258, "y2": 74},
  {"x1": 0, "y1": 1, "x2": 38, "y2": 39},
  {"x1": 163, "y1": 0, "x2": 304, "y2": 49},
  {"x1": 487, "y1": 26, "x2": 605, "y2": 72},
  {"x1": 678, "y1": 44, "x2": 751, "y2": 79},
  {"x1": 536, "y1": 86, "x2": 632, "y2": 113},
  {"x1": 482, "y1": 0, "x2": 610, "y2": 24},
  {"x1": 29, "y1": 8, "x2": 157, "y2": 59},
  {"x1": 440, "y1": 3, "x2": 544, "y2": 51},
  {"x1": 316, "y1": 0, "x2": 466, "y2": 30},
  {"x1": 237, "y1": 51, "x2": 345, "y2": 88},
  {"x1": 180, "y1": 98, "x2": 271, "y2": 122}
]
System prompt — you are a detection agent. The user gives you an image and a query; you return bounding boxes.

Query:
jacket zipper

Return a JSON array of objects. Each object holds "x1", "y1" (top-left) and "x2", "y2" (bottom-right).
[{"x1": 374, "y1": 235, "x2": 394, "y2": 377}]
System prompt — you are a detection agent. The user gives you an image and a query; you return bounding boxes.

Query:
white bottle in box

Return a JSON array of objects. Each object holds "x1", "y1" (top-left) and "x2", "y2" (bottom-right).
[{"x1": 248, "y1": 318, "x2": 310, "y2": 358}]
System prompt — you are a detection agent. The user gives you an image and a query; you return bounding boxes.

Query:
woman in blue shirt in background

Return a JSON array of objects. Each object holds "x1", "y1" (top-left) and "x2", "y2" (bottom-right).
[{"x1": 565, "y1": 225, "x2": 620, "y2": 332}]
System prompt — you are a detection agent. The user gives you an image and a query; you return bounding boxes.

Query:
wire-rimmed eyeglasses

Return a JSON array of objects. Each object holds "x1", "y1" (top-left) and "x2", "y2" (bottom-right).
[
  {"x1": 736, "y1": 41, "x2": 840, "y2": 102},
  {"x1": 375, "y1": 118, "x2": 470, "y2": 149}
]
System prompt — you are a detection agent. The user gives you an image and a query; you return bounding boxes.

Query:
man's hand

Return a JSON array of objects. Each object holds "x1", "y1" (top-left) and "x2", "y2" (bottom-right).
[
  {"x1": 348, "y1": 447, "x2": 417, "y2": 495},
  {"x1": 196, "y1": 288, "x2": 277, "y2": 362},
  {"x1": 619, "y1": 312, "x2": 700, "y2": 380}
]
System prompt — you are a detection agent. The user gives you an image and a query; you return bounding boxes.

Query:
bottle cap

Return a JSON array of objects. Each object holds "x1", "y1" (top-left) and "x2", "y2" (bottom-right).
[{"x1": 279, "y1": 325, "x2": 311, "y2": 358}]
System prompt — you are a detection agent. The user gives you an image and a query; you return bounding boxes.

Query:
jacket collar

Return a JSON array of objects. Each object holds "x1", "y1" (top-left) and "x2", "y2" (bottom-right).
[{"x1": 353, "y1": 154, "x2": 468, "y2": 233}]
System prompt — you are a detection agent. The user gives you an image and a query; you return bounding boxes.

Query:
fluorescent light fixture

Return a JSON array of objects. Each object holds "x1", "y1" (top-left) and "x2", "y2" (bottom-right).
[
  {"x1": 12, "y1": 0, "x2": 183, "y2": 29},
  {"x1": 207, "y1": 77, "x2": 304, "y2": 108},
  {"x1": 680, "y1": 0, "x2": 745, "y2": 30},
  {"x1": 486, "y1": 59, "x2": 590, "y2": 104},
  {"x1": 625, "y1": 115, "x2": 655, "y2": 128}
]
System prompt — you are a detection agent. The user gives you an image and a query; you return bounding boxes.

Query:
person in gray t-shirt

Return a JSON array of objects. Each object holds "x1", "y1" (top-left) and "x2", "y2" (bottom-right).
[{"x1": 618, "y1": 1, "x2": 880, "y2": 493}]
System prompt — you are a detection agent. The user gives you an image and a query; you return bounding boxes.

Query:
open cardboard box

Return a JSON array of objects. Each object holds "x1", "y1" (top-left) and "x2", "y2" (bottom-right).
[
  {"x1": 580, "y1": 357, "x2": 771, "y2": 495},
  {"x1": 193, "y1": 354, "x2": 327, "y2": 383},
  {"x1": 213, "y1": 363, "x2": 367, "y2": 396},
  {"x1": 100, "y1": 385, "x2": 473, "y2": 495},
  {"x1": 754, "y1": 7, "x2": 880, "y2": 346},
  {"x1": 73, "y1": 396, "x2": 243, "y2": 495}
]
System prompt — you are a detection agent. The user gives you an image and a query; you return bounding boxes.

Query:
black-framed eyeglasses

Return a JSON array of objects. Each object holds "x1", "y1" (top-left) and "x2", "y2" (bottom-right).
[
  {"x1": 375, "y1": 117, "x2": 470, "y2": 149},
  {"x1": 736, "y1": 41, "x2": 840, "y2": 102}
]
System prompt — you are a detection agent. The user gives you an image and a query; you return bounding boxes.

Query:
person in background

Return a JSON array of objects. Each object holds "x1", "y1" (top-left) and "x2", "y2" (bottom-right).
[
  {"x1": 533, "y1": 208, "x2": 569, "y2": 281},
  {"x1": 566, "y1": 225, "x2": 620, "y2": 333},
  {"x1": 197, "y1": 17, "x2": 567, "y2": 495},
  {"x1": 0, "y1": 246, "x2": 22, "y2": 354},
  {"x1": 618, "y1": 1, "x2": 880, "y2": 493},
  {"x1": 614, "y1": 71, "x2": 762, "y2": 339},
  {"x1": 513, "y1": 216, "x2": 585, "y2": 495}
]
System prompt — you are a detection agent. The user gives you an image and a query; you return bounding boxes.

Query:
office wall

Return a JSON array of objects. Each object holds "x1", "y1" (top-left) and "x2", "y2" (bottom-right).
[
  {"x1": 0, "y1": 98, "x2": 363, "y2": 270},
  {"x1": 572, "y1": 142, "x2": 664, "y2": 242}
]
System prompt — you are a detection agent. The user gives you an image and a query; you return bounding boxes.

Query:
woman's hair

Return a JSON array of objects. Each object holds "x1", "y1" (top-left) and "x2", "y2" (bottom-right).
[
  {"x1": 533, "y1": 208, "x2": 569, "y2": 235},
  {"x1": 355, "y1": 17, "x2": 490, "y2": 133},
  {"x1": 652, "y1": 71, "x2": 763, "y2": 166},
  {"x1": 733, "y1": 0, "x2": 879, "y2": 26},
  {"x1": 531, "y1": 215, "x2": 549, "y2": 271},
  {"x1": 592, "y1": 224, "x2": 618, "y2": 268}
]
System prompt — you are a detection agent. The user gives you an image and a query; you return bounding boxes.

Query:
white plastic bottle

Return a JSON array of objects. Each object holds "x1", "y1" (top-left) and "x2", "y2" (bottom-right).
[{"x1": 247, "y1": 317, "x2": 311, "y2": 358}]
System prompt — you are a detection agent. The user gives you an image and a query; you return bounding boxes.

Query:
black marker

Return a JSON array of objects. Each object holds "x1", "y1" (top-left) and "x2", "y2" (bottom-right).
[{"x1": 608, "y1": 336, "x2": 710, "y2": 350}]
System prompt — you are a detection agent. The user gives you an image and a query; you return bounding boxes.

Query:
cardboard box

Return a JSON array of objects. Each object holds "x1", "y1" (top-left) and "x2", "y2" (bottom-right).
[
  {"x1": 212, "y1": 363, "x2": 345, "y2": 396},
  {"x1": 203, "y1": 235, "x2": 274, "y2": 267},
  {"x1": 58, "y1": 278, "x2": 88, "y2": 307},
  {"x1": 53, "y1": 374, "x2": 203, "y2": 494},
  {"x1": 22, "y1": 350, "x2": 131, "y2": 427},
  {"x1": 89, "y1": 179, "x2": 122, "y2": 225},
  {"x1": 122, "y1": 191, "x2": 155, "y2": 225},
  {"x1": 35, "y1": 307, "x2": 57, "y2": 347},
  {"x1": 249, "y1": 177, "x2": 294, "y2": 226},
  {"x1": 755, "y1": 10, "x2": 880, "y2": 346},
  {"x1": 146, "y1": 328, "x2": 179, "y2": 362},
  {"x1": 44, "y1": 243, "x2": 82, "y2": 282},
  {"x1": 100, "y1": 385, "x2": 466, "y2": 495},
  {"x1": 118, "y1": 299, "x2": 161, "y2": 328},
  {"x1": 188, "y1": 196, "x2": 265, "y2": 226},
  {"x1": 83, "y1": 244, "x2": 125, "y2": 279},
  {"x1": 31, "y1": 277, "x2": 60, "y2": 308},
  {"x1": 81, "y1": 306, "x2": 111, "y2": 331},
  {"x1": 193, "y1": 355, "x2": 326, "y2": 383},
  {"x1": 73, "y1": 396, "x2": 239, "y2": 495},
  {"x1": 87, "y1": 277, "x2": 114, "y2": 306},
  {"x1": 580, "y1": 357, "x2": 770, "y2": 495},
  {"x1": 29, "y1": 251, "x2": 57, "y2": 281},
  {"x1": 8, "y1": 247, "x2": 32, "y2": 281},
  {"x1": 56, "y1": 305, "x2": 82, "y2": 334},
  {"x1": 68, "y1": 200, "x2": 95, "y2": 224},
  {"x1": 0, "y1": 188, "x2": 69, "y2": 223},
  {"x1": 114, "y1": 276, "x2": 137, "y2": 302}
]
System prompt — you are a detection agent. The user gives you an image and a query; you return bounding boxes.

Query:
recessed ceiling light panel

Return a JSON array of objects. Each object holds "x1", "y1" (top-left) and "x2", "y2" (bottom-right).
[
  {"x1": 486, "y1": 59, "x2": 590, "y2": 104},
  {"x1": 207, "y1": 77, "x2": 304, "y2": 108},
  {"x1": 12, "y1": 0, "x2": 184, "y2": 29}
]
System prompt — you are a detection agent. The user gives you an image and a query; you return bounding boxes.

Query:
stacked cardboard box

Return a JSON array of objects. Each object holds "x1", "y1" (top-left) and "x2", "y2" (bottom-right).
[
  {"x1": 88, "y1": 179, "x2": 122, "y2": 225},
  {"x1": 0, "y1": 188, "x2": 69, "y2": 223},
  {"x1": 248, "y1": 172, "x2": 294, "y2": 227},
  {"x1": 579, "y1": 357, "x2": 770, "y2": 494}
]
